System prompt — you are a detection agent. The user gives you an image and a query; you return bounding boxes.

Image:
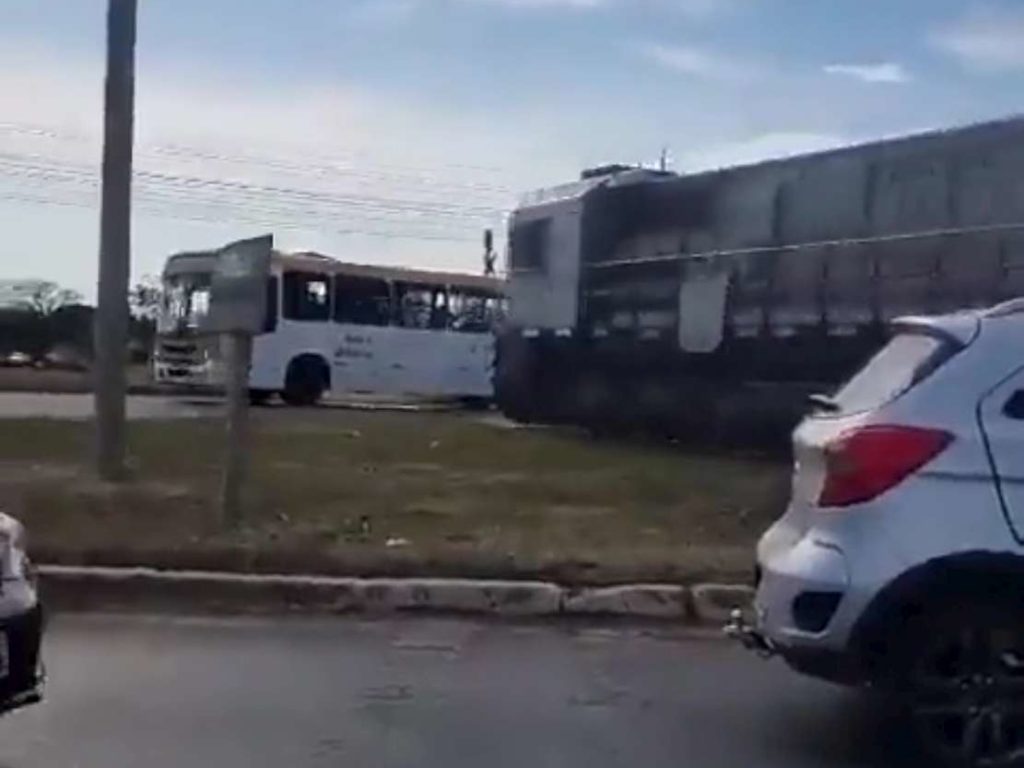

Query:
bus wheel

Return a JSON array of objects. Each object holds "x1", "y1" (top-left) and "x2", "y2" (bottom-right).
[{"x1": 282, "y1": 356, "x2": 328, "y2": 407}]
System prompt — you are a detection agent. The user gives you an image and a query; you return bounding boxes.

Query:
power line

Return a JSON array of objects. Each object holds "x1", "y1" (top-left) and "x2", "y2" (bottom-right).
[
  {"x1": 0, "y1": 151, "x2": 507, "y2": 221},
  {"x1": 0, "y1": 119, "x2": 519, "y2": 196},
  {"x1": 0, "y1": 189, "x2": 482, "y2": 243},
  {"x1": 0, "y1": 125, "x2": 517, "y2": 245},
  {"x1": 0, "y1": 163, "x2": 506, "y2": 241},
  {"x1": 146, "y1": 143, "x2": 516, "y2": 196}
]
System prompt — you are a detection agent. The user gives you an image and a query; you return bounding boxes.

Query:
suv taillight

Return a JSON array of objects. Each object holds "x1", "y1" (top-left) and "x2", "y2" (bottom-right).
[{"x1": 818, "y1": 425, "x2": 953, "y2": 508}]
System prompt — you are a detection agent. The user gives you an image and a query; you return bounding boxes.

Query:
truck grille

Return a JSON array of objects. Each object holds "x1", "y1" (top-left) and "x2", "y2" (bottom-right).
[{"x1": 157, "y1": 340, "x2": 201, "y2": 366}]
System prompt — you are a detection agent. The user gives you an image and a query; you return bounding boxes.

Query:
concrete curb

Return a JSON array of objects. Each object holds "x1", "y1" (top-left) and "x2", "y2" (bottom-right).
[
  {"x1": 691, "y1": 583, "x2": 756, "y2": 625},
  {"x1": 561, "y1": 584, "x2": 690, "y2": 619},
  {"x1": 36, "y1": 565, "x2": 753, "y2": 623}
]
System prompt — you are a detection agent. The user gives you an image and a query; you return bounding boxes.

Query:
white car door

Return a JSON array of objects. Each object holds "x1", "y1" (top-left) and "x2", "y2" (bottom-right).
[{"x1": 978, "y1": 363, "x2": 1024, "y2": 541}]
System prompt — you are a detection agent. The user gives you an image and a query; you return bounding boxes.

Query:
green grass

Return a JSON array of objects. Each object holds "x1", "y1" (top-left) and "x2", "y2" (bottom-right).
[{"x1": 0, "y1": 409, "x2": 790, "y2": 584}]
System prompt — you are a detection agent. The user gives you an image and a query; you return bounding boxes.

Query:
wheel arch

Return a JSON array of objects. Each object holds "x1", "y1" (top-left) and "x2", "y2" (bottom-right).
[
  {"x1": 286, "y1": 351, "x2": 331, "y2": 391},
  {"x1": 850, "y1": 550, "x2": 1024, "y2": 677}
]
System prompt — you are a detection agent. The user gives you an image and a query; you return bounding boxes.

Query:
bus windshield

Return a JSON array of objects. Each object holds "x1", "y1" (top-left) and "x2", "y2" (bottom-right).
[{"x1": 159, "y1": 272, "x2": 212, "y2": 334}]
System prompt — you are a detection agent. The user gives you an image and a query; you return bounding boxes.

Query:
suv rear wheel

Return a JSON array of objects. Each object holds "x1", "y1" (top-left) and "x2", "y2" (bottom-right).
[{"x1": 893, "y1": 601, "x2": 1024, "y2": 767}]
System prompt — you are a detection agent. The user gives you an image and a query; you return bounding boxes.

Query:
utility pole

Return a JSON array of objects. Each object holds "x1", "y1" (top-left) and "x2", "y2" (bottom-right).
[
  {"x1": 94, "y1": 0, "x2": 138, "y2": 481},
  {"x1": 483, "y1": 229, "x2": 496, "y2": 276}
]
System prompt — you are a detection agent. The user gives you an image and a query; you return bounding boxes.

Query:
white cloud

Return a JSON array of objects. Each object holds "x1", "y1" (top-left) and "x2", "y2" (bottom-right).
[
  {"x1": 462, "y1": 0, "x2": 603, "y2": 7},
  {"x1": 824, "y1": 62, "x2": 910, "y2": 84},
  {"x1": 0, "y1": 41, "x2": 560, "y2": 194},
  {"x1": 634, "y1": 42, "x2": 753, "y2": 80},
  {"x1": 459, "y1": 0, "x2": 735, "y2": 14},
  {"x1": 0, "y1": 41, "x2": 579, "y2": 296},
  {"x1": 347, "y1": 0, "x2": 423, "y2": 25},
  {"x1": 932, "y1": 7, "x2": 1024, "y2": 73},
  {"x1": 661, "y1": 0, "x2": 739, "y2": 17}
]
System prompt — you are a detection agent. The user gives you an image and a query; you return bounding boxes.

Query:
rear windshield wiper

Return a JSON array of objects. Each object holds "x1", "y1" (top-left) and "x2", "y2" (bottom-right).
[{"x1": 807, "y1": 393, "x2": 840, "y2": 413}]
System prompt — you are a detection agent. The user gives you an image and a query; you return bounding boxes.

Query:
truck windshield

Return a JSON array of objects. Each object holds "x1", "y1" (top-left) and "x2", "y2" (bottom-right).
[{"x1": 159, "y1": 272, "x2": 212, "y2": 334}]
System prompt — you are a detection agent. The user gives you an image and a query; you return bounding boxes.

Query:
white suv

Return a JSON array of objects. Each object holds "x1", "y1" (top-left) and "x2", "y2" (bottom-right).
[{"x1": 730, "y1": 300, "x2": 1024, "y2": 766}]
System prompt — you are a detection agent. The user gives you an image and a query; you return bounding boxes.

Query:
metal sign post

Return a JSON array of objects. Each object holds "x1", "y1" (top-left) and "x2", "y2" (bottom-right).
[
  {"x1": 221, "y1": 332, "x2": 253, "y2": 525},
  {"x1": 201, "y1": 235, "x2": 273, "y2": 526}
]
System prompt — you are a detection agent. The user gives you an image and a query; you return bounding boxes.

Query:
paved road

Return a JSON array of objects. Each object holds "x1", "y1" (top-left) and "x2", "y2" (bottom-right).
[
  {"x1": 0, "y1": 393, "x2": 212, "y2": 420},
  {"x1": 0, "y1": 614, "x2": 916, "y2": 768}
]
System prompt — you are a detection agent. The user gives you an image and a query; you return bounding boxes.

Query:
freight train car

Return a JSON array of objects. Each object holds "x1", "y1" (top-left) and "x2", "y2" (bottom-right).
[{"x1": 494, "y1": 118, "x2": 1024, "y2": 440}]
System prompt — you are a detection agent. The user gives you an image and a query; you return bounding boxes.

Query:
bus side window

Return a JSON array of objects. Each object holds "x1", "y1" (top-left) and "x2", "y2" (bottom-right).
[
  {"x1": 448, "y1": 289, "x2": 493, "y2": 333},
  {"x1": 262, "y1": 275, "x2": 279, "y2": 333},
  {"x1": 448, "y1": 291, "x2": 464, "y2": 331},
  {"x1": 394, "y1": 283, "x2": 433, "y2": 329},
  {"x1": 334, "y1": 276, "x2": 391, "y2": 327},
  {"x1": 283, "y1": 271, "x2": 330, "y2": 322},
  {"x1": 490, "y1": 295, "x2": 508, "y2": 325},
  {"x1": 431, "y1": 288, "x2": 449, "y2": 330}
]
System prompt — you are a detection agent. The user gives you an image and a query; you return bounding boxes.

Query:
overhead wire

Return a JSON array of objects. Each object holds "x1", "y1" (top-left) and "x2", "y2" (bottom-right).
[
  {"x1": 0, "y1": 187, "x2": 481, "y2": 243},
  {"x1": 0, "y1": 151, "x2": 506, "y2": 219},
  {"x1": 0, "y1": 145, "x2": 511, "y2": 244},
  {"x1": 0, "y1": 120, "x2": 518, "y2": 197}
]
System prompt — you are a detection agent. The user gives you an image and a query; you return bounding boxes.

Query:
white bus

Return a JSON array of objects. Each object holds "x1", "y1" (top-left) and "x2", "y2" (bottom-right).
[{"x1": 154, "y1": 250, "x2": 504, "y2": 405}]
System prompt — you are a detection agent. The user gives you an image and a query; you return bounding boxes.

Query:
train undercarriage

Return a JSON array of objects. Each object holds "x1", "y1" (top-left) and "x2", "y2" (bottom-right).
[{"x1": 494, "y1": 328, "x2": 882, "y2": 447}]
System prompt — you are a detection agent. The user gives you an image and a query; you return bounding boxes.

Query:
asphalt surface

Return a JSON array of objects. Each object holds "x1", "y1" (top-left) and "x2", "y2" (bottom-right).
[
  {"x1": 0, "y1": 393, "x2": 212, "y2": 420},
  {"x1": 0, "y1": 614, "x2": 917, "y2": 768}
]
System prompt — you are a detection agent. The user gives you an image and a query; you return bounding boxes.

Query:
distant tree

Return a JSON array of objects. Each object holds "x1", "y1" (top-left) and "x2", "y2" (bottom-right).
[
  {"x1": 49, "y1": 304, "x2": 96, "y2": 360},
  {"x1": 129, "y1": 276, "x2": 162, "y2": 360},
  {"x1": 1, "y1": 282, "x2": 85, "y2": 362},
  {"x1": 18, "y1": 281, "x2": 83, "y2": 316},
  {"x1": 129, "y1": 276, "x2": 162, "y2": 321},
  {"x1": 0, "y1": 308, "x2": 39, "y2": 357}
]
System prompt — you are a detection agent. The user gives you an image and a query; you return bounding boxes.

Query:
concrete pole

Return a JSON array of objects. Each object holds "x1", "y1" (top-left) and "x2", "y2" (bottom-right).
[
  {"x1": 94, "y1": 0, "x2": 137, "y2": 481},
  {"x1": 221, "y1": 332, "x2": 252, "y2": 526}
]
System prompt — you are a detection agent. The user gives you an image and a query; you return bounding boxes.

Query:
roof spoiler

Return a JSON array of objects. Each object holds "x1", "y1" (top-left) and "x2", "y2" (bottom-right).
[{"x1": 891, "y1": 312, "x2": 980, "y2": 347}]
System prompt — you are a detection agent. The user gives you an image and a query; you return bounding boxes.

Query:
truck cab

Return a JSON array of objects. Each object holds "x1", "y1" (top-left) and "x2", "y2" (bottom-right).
[{"x1": 496, "y1": 167, "x2": 676, "y2": 421}]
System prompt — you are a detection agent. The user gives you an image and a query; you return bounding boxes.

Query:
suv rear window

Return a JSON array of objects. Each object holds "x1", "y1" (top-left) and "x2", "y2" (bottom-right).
[{"x1": 827, "y1": 333, "x2": 953, "y2": 415}]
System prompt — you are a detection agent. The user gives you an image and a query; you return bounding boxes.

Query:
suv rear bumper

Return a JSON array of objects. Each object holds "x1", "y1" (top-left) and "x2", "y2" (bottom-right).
[
  {"x1": 726, "y1": 603, "x2": 867, "y2": 686},
  {"x1": 754, "y1": 518, "x2": 851, "y2": 648},
  {"x1": 751, "y1": 506, "x2": 918, "y2": 685}
]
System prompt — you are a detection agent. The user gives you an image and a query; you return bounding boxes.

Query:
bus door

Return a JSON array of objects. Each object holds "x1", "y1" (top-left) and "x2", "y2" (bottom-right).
[
  {"x1": 443, "y1": 288, "x2": 497, "y2": 396},
  {"x1": 332, "y1": 275, "x2": 391, "y2": 393},
  {"x1": 380, "y1": 283, "x2": 448, "y2": 396}
]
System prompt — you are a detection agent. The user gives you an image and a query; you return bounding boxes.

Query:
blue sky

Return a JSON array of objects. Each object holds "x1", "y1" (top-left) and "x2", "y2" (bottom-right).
[{"x1": 0, "y1": 0, "x2": 1022, "y2": 299}]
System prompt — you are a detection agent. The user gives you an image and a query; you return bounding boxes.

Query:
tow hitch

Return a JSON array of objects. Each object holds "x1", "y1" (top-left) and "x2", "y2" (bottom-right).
[{"x1": 723, "y1": 608, "x2": 775, "y2": 658}]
